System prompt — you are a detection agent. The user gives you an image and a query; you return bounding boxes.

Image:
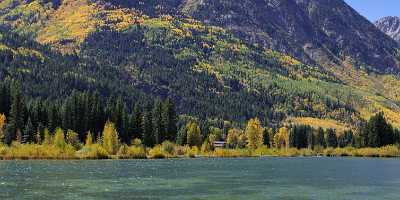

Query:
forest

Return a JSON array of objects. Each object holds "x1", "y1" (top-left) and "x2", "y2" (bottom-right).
[{"x1": 0, "y1": 80, "x2": 399, "y2": 159}]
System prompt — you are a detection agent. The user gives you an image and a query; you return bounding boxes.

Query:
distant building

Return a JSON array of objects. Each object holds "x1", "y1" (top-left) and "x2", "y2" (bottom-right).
[{"x1": 213, "y1": 141, "x2": 226, "y2": 148}]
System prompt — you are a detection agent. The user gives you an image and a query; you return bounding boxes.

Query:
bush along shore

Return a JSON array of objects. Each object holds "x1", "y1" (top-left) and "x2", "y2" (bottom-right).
[{"x1": 1, "y1": 142, "x2": 400, "y2": 160}]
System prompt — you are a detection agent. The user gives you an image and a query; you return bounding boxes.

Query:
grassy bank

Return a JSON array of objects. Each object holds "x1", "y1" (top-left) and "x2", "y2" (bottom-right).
[{"x1": 1, "y1": 143, "x2": 400, "y2": 160}]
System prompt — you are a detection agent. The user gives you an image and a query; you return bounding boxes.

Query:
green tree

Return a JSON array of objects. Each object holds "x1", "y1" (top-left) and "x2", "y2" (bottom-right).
[
  {"x1": 22, "y1": 118, "x2": 34, "y2": 144},
  {"x1": 325, "y1": 128, "x2": 338, "y2": 148},
  {"x1": 132, "y1": 103, "x2": 143, "y2": 140},
  {"x1": 7, "y1": 81, "x2": 25, "y2": 143},
  {"x1": 338, "y1": 130, "x2": 354, "y2": 148},
  {"x1": 316, "y1": 127, "x2": 325, "y2": 148},
  {"x1": 162, "y1": 98, "x2": 177, "y2": 142},
  {"x1": 142, "y1": 103, "x2": 154, "y2": 147},
  {"x1": 152, "y1": 98, "x2": 164, "y2": 145},
  {"x1": 365, "y1": 112, "x2": 394, "y2": 147}
]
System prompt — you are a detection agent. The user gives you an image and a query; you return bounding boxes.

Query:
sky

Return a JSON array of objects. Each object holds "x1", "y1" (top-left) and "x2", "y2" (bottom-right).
[{"x1": 345, "y1": 0, "x2": 400, "y2": 22}]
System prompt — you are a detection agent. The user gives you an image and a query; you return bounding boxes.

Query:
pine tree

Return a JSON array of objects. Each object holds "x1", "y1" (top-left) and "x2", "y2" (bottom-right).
[
  {"x1": 0, "y1": 82, "x2": 11, "y2": 116},
  {"x1": 325, "y1": 128, "x2": 338, "y2": 148},
  {"x1": 22, "y1": 118, "x2": 34, "y2": 144},
  {"x1": 162, "y1": 98, "x2": 177, "y2": 142},
  {"x1": 132, "y1": 103, "x2": 143, "y2": 139},
  {"x1": 365, "y1": 112, "x2": 394, "y2": 147},
  {"x1": 142, "y1": 103, "x2": 154, "y2": 147},
  {"x1": 263, "y1": 128, "x2": 270, "y2": 147},
  {"x1": 7, "y1": 81, "x2": 25, "y2": 143},
  {"x1": 152, "y1": 99, "x2": 164, "y2": 144},
  {"x1": 316, "y1": 127, "x2": 325, "y2": 148}
]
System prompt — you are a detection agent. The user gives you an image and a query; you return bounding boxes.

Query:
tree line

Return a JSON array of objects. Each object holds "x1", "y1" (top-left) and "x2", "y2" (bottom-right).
[
  {"x1": 0, "y1": 80, "x2": 399, "y2": 151},
  {"x1": 0, "y1": 81, "x2": 177, "y2": 147}
]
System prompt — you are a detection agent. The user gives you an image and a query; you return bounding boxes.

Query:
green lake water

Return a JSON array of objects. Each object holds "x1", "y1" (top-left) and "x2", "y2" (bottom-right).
[{"x1": 0, "y1": 157, "x2": 399, "y2": 200}]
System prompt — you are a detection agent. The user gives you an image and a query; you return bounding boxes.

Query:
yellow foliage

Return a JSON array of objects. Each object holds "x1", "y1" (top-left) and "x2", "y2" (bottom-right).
[
  {"x1": 102, "y1": 121, "x2": 120, "y2": 155},
  {"x1": 85, "y1": 132, "x2": 93, "y2": 146},
  {"x1": 287, "y1": 117, "x2": 349, "y2": 133},
  {"x1": 245, "y1": 118, "x2": 264, "y2": 149},
  {"x1": 77, "y1": 144, "x2": 109, "y2": 159},
  {"x1": 274, "y1": 127, "x2": 289, "y2": 149},
  {"x1": 0, "y1": 143, "x2": 76, "y2": 160},
  {"x1": 53, "y1": 128, "x2": 67, "y2": 149},
  {"x1": 117, "y1": 144, "x2": 146, "y2": 159},
  {"x1": 0, "y1": 114, "x2": 6, "y2": 142},
  {"x1": 149, "y1": 145, "x2": 166, "y2": 159},
  {"x1": 212, "y1": 148, "x2": 253, "y2": 157}
]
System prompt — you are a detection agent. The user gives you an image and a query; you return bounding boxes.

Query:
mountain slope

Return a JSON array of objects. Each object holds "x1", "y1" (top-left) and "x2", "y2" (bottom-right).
[
  {"x1": 180, "y1": 0, "x2": 400, "y2": 72},
  {"x1": 1, "y1": 0, "x2": 400, "y2": 128},
  {"x1": 375, "y1": 16, "x2": 400, "y2": 44}
]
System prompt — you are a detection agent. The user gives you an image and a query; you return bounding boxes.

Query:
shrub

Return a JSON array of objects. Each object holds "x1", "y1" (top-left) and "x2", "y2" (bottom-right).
[
  {"x1": 149, "y1": 145, "x2": 166, "y2": 159},
  {"x1": 161, "y1": 141, "x2": 175, "y2": 156},
  {"x1": 117, "y1": 145, "x2": 147, "y2": 159},
  {"x1": 77, "y1": 144, "x2": 109, "y2": 159},
  {"x1": 212, "y1": 148, "x2": 253, "y2": 157}
]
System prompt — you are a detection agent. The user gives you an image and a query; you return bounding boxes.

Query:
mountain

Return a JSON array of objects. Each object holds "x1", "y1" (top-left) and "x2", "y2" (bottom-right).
[
  {"x1": 375, "y1": 16, "x2": 400, "y2": 44},
  {"x1": 1, "y1": 0, "x2": 400, "y2": 129},
  {"x1": 181, "y1": 0, "x2": 400, "y2": 72}
]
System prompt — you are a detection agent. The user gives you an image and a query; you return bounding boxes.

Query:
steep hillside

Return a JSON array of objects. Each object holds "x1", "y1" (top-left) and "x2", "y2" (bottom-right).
[
  {"x1": 0, "y1": 0, "x2": 140, "y2": 52},
  {"x1": 180, "y1": 0, "x2": 400, "y2": 72},
  {"x1": 1, "y1": 0, "x2": 400, "y2": 129},
  {"x1": 376, "y1": 16, "x2": 400, "y2": 44}
]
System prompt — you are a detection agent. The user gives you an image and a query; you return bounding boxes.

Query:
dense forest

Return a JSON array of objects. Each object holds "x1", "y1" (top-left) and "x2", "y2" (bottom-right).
[{"x1": 0, "y1": 79, "x2": 399, "y2": 159}]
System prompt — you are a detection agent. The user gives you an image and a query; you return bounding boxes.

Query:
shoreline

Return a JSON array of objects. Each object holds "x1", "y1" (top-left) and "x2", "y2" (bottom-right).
[{"x1": 1, "y1": 146, "x2": 400, "y2": 160}]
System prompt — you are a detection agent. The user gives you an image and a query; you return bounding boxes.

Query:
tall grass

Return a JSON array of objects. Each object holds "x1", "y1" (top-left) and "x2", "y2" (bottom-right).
[
  {"x1": 0, "y1": 143, "x2": 76, "y2": 160},
  {"x1": 0, "y1": 143, "x2": 399, "y2": 160}
]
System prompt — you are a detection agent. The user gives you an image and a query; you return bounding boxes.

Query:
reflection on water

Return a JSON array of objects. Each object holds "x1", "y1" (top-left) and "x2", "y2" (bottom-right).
[{"x1": 0, "y1": 157, "x2": 399, "y2": 200}]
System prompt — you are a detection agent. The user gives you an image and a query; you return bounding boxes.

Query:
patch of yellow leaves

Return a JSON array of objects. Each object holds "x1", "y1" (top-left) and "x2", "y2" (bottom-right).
[{"x1": 287, "y1": 117, "x2": 349, "y2": 133}]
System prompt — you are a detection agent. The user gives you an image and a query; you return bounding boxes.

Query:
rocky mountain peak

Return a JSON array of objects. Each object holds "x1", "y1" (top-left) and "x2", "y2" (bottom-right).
[{"x1": 375, "y1": 16, "x2": 400, "y2": 43}]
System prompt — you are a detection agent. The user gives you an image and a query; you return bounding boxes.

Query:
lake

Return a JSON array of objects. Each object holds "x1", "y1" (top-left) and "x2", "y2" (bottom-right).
[{"x1": 0, "y1": 157, "x2": 399, "y2": 199}]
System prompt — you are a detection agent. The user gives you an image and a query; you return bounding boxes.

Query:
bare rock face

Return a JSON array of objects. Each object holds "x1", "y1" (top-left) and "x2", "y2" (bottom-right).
[{"x1": 375, "y1": 16, "x2": 400, "y2": 44}]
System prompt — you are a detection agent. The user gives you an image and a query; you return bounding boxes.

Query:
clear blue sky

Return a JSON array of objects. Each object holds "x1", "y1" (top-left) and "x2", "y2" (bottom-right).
[{"x1": 345, "y1": 0, "x2": 400, "y2": 22}]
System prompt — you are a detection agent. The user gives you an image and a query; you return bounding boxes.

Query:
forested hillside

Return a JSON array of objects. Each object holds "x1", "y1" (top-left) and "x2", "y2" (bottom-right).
[{"x1": 1, "y1": 0, "x2": 400, "y2": 134}]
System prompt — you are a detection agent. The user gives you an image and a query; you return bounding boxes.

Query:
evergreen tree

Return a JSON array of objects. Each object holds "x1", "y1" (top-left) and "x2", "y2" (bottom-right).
[
  {"x1": 22, "y1": 118, "x2": 34, "y2": 143},
  {"x1": 338, "y1": 130, "x2": 354, "y2": 148},
  {"x1": 132, "y1": 103, "x2": 143, "y2": 139},
  {"x1": 142, "y1": 103, "x2": 154, "y2": 147},
  {"x1": 365, "y1": 112, "x2": 394, "y2": 147},
  {"x1": 325, "y1": 128, "x2": 338, "y2": 148},
  {"x1": 162, "y1": 98, "x2": 177, "y2": 142},
  {"x1": 7, "y1": 82, "x2": 25, "y2": 142},
  {"x1": 152, "y1": 98, "x2": 164, "y2": 144},
  {"x1": 263, "y1": 128, "x2": 270, "y2": 147},
  {"x1": 0, "y1": 82, "x2": 11, "y2": 116},
  {"x1": 316, "y1": 127, "x2": 325, "y2": 148}
]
